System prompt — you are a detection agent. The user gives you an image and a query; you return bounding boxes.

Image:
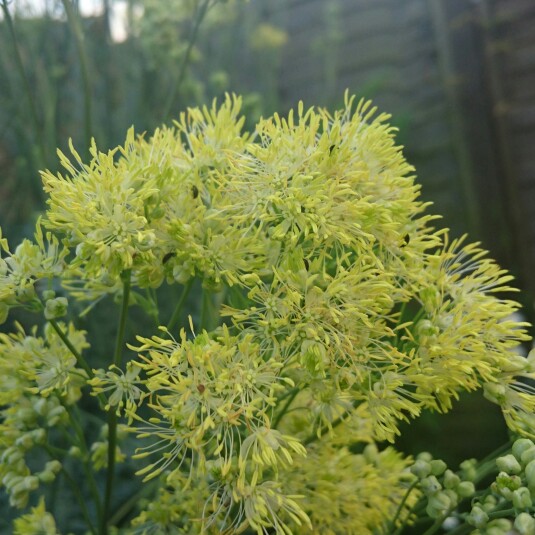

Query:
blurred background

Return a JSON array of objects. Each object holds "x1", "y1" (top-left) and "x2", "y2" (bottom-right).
[{"x1": 1, "y1": 0, "x2": 534, "y2": 466}]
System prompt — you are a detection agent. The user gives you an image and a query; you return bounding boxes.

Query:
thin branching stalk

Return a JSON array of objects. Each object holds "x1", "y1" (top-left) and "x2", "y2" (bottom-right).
[
  {"x1": 60, "y1": 0, "x2": 93, "y2": 153},
  {"x1": 60, "y1": 467, "x2": 98, "y2": 535},
  {"x1": 273, "y1": 387, "x2": 300, "y2": 429},
  {"x1": 166, "y1": 278, "x2": 194, "y2": 333},
  {"x1": 49, "y1": 319, "x2": 94, "y2": 380},
  {"x1": 161, "y1": 0, "x2": 214, "y2": 122},
  {"x1": 0, "y1": 0, "x2": 47, "y2": 170},
  {"x1": 63, "y1": 404, "x2": 104, "y2": 527}
]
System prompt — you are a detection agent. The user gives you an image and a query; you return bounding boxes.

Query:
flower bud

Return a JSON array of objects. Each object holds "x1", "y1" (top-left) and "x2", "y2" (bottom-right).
[
  {"x1": 443, "y1": 469, "x2": 461, "y2": 489},
  {"x1": 521, "y1": 447, "x2": 535, "y2": 465},
  {"x1": 426, "y1": 491, "x2": 451, "y2": 518},
  {"x1": 460, "y1": 458, "x2": 477, "y2": 481},
  {"x1": 482, "y1": 494, "x2": 497, "y2": 511},
  {"x1": 411, "y1": 459, "x2": 432, "y2": 479},
  {"x1": 46, "y1": 405, "x2": 67, "y2": 426},
  {"x1": 486, "y1": 519, "x2": 512, "y2": 535},
  {"x1": 45, "y1": 460, "x2": 61, "y2": 474},
  {"x1": 513, "y1": 439, "x2": 535, "y2": 461},
  {"x1": 494, "y1": 472, "x2": 521, "y2": 499},
  {"x1": 525, "y1": 460, "x2": 535, "y2": 488},
  {"x1": 416, "y1": 319, "x2": 438, "y2": 337},
  {"x1": 430, "y1": 459, "x2": 447, "y2": 476},
  {"x1": 11, "y1": 475, "x2": 39, "y2": 494},
  {"x1": 515, "y1": 513, "x2": 535, "y2": 535},
  {"x1": 501, "y1": 354, "x2": 529, "y2": 373},
  {"x1": 496, "y1": 454, "x2": 521, "y2": 474},
  {"x1": 44, "y1": 296, "x2": 68, "y2": 320},
  {"x1": 38, "y1": 470, "x2": 56, "y2": 484},
  {"x1": 363, "y1": 444, "x2": 379, "y2": 463},
  {"x1": 513, "y1": 487, "x2": 533, "y2": 509},
  {"x1": 417, "y1": 451, "x2": 433, "y2": 462},
  {"x1": 42, "y1": 290, "x2": 56, "y2": 301},
  {"x1": 421, "y1": 475, "x2": 442, "y2": 495},
  {"x1": 2, "y1": 473, "x2": 22, "y2": 490},
  {"x1": 483, "y1": 382, "x2": 507, "y2": 404},
  {"x1": 69, "y1": 446, "x2": 82, "y2": 458},
  {"x1": 467, "y1": 505, "x2": 489, "y2": 529},
  {"x1": 457, "y1": 481, "x2": 475, "y2": 498}
]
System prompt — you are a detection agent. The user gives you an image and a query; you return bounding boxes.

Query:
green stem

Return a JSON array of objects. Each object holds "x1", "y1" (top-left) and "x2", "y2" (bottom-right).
[
  {"x1": 49, "y1": 319, "x2": 94, "y2": 380},
  {"x1": 108, "y1": 479, "x2": 160, "y2": 527},
  {"x1": 200, "y1": 287, "x2": 211, "y2": 331},
  {"x1": 303, "y1": 402, "x2": 356, "y2": 446},
  {"x1": 61, "y1": 467, "x2": 98, "y2": 535},
  {"x1": 421, "y1": 514, "x2": 447, "y2": 535},
  {"x1": 0, "y1": 0, "x2": 46, "y2": 169},
  {"x1": 61, "y1": 0, "x2": 93, "y2": 152},
  {"x1": 473, "y1": 439, "x2": 512, "y2": 484},
  {"x1": 166, "y1": 278, "x2": 194, "y2": 333},
  {"x1": 102, "y1": 270, "x2": 131, "y2": 534},
  {"x1": 446, "y1": 506, "x2": 516, "y2": 535},
  {"x1": 161, "y1": 0, "x2": 213, "y2": 122},
  {"x1": 63, "y1": 404, "x2": 104, "y2": 525},
  {"x1": 390, "y1": 479, "x2": 420, "y2": 535},
  {"x1": 273, "y1": 387, "x2": 299, "y2": 429}
]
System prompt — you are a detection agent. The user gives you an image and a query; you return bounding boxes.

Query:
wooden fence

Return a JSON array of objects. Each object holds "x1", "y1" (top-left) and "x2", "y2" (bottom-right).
[{"x1": 262, "y1": 0, "x2": 535, "y2": 302}]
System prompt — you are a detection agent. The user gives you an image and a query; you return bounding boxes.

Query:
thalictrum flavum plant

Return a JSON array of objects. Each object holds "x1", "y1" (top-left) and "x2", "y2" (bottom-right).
[{"x1": 2, "y1": 94, "x2": 535, "y2": 534}]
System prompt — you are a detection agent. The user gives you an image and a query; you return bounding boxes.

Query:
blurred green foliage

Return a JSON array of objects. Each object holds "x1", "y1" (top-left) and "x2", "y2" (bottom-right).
[{"x1": 0, "y1": 0, "x2": 289, "y2": 241}]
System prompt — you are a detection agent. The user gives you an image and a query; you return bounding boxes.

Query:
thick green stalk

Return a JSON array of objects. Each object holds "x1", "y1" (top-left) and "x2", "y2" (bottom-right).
[{"x1": 102, "y1": 270, "x2": 131, "y2": 534}]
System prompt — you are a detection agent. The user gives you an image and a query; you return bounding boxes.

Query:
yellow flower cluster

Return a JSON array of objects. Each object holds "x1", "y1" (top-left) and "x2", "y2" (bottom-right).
[{"x1": 1, "y1": 93, "x2": 533, "y2": 533}]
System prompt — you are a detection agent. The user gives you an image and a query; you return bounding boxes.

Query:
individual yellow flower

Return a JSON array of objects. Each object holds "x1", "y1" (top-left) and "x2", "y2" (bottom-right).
[
  {"x1": 0, "y1": 221, "x2": 65, "y2": 317},
  {"x1": 130, "y1": 326, "x2": 291, "y2": 483},
  {"x1": 89, "y1": 362, "x2": 142, "y2": 417}
]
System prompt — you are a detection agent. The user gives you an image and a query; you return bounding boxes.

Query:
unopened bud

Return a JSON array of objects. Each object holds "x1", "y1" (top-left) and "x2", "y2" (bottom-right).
[
  {"x1": 457, "y1": 481, "x2": 475, "y2": 498},
  {"x1": 426, "y1": 491, "x2": 451, "y2": 518},
  {"x1": 443, "y1": 469, "x2": 461, "y2": 489},
  {"x1": 411, "y1": 459, "x2": 432, "y2": 479},
  {"x1": 512, "y1": 487, "x2": 533, "y2": 509},
  {"x1": 421, "y1": 475, "x2": 441, "y2": 495},
  {"x1": 515, "y1": 513, "x2": 535, "y2": 535},
  {"x1": 467, "y1": 505, "x2": 489, "y2": 529},
  {"x1": 430, "y1": 459, "x2": 447, "y2": 476},
  {"x1": 460, "y1": 458, "x2": 478, "y2": 481},
  {"x1": 44, "y1": 296, "x2": 68, "y2": 320},
  {"x1": 496, "y1": 454, "x2": 521, "y2": 474},
  {"x1": 513, "y1": 439, "x2": 534, "y2": 461},
  {"x1": 525, "y1": 460, "x2": 535, "y2": 488},
  {"x1": 486, "y1": 519, "x2": 512, "y2": 535},
  {"x1": 521, "y1": 446, "x2": 535, "y2": 465}
]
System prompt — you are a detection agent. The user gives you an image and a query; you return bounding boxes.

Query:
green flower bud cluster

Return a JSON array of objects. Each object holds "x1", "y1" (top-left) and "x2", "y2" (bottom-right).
[
  {"x1": 409, "y1": 452, "x2": 475, "y2": 520},
  {"x1": 0, "y1": 397, "x2": 66, "y2": 508},
  {"x1": 466, "y1": 439, "x2": 535, "y2": 535}
]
